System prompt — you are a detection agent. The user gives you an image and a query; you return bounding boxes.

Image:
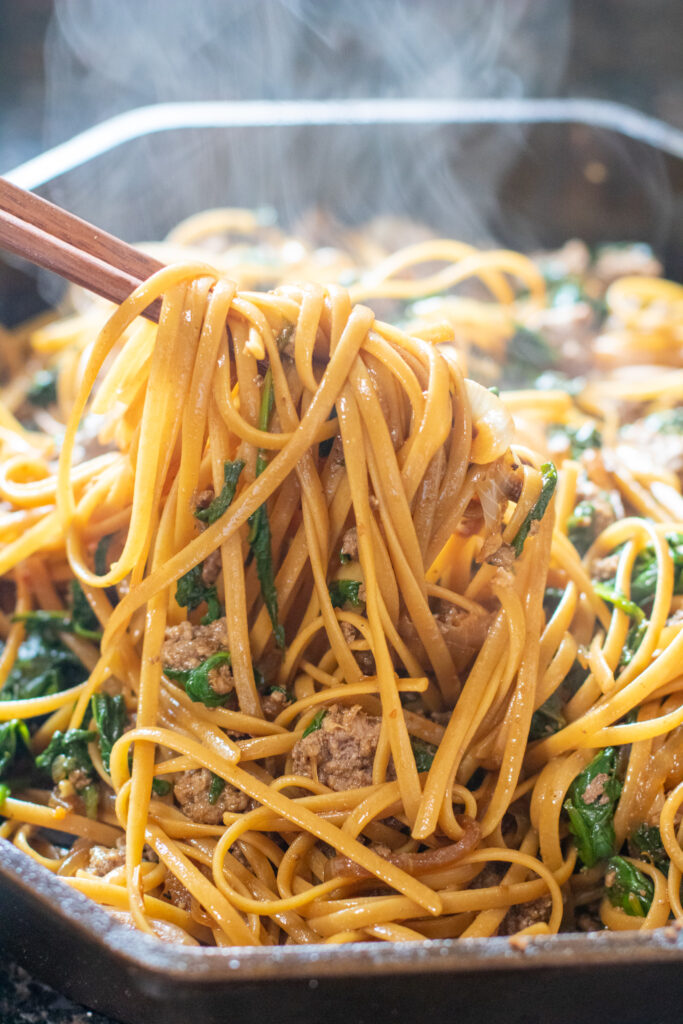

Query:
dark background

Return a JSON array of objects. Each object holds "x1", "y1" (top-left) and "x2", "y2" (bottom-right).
[{"x1": 2, "y1": 0, "x2": 682, "y2": 174}]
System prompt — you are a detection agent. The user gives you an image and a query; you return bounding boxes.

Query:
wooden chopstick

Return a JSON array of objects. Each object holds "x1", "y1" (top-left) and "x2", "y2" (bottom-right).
[{"x1": 0, "y1": 178, "x2": 164, "y2": 322}]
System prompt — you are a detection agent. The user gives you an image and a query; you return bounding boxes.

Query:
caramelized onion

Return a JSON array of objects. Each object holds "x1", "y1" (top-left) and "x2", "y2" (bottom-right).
[{"x1": 324, "y1": 815, "x2": 480, "y2": 881}]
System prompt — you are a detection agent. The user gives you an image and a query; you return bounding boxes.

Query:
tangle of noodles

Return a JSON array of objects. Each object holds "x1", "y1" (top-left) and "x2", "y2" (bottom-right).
[{"x1": 1, "y1": 214, "x2": 682, "y2": 945}]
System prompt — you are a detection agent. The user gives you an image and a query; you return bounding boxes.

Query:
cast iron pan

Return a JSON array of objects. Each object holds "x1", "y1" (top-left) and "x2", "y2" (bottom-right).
[
  {"x1": 2, "y1": 841, "x2": 683, "y2": 1024},
  {"x1": 2, "y1": 103, "x2": 683, "y2": 1023}
]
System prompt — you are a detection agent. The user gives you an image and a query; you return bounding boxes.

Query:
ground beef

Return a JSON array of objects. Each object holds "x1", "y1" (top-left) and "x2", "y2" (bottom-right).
[
  {"x1": 581, "y1": 772, "x2": 610, "y2": 806},
  {"x1": 591, "y1": 552, "x2": 621, "y2": 582},
  {"x1": 193, "y1": 489, "x2": 223, "y2": 585},
  {"x1": 261, "y1": 689, "x2": 288, "y2": 721},
  {"x1": 162, "y1": 619, "x2": 233, "y2": 695},
  {"x1": 590, "y1": 244, "x2": 662, "y2": 288},
  {"x1": 162, "y1": 872, "x2": 193, "y2": 911},
  {"x1": 620, "y1": 417, "x2": 683, "y2": 488},
  {"x1": 527, "y1": 302, "x2": 596, "y2": 374},
  {"x1": 498, "y1": 896, "x2": 552, "y2": 935},
  {"x1": 291, "y1": 704, "x2": 386, "y2": 791},
  {"x1": 173, "y1": 768, "x2": 249, "y2": 824},
  {"x1": 535, "y1": 239, "x2": 591, "y2": 280},
  {"x1": 87, "y1": 845, "x2": 126, "y2": 877},
  {"x1": 201, "y1": 549, "x2": 222, "y2": 587},
  {"x1": 574, "y1": 478, "x2": 623, "y2": 536},
  {"x1": 340, "y1": 527, "x2": 359, "y2": 560}
]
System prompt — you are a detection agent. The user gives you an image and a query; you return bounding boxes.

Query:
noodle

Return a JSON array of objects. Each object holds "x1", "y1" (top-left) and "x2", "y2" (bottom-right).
[{"x1": 1, "y1": 217, "x2": 683, "y2": 945}]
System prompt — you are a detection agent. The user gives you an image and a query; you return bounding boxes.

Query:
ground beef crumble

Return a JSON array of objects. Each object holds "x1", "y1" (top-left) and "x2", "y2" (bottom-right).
[
  {"x1": 162, "y1": 619, "x2": 233, "y2": 695},
  {"x1": 291, "y1": 704, "x2": 390, "y2": 791},
  {"x1": 174, "y1": 767, "x2": 249, "y2": 824},
  {"x1": 498, "y1": 896, "x2": 552, "y2": 935}
]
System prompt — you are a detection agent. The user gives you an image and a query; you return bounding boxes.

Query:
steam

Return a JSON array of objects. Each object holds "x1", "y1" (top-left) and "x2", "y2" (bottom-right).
[{"x1": 42, "y1": 0, "x2": 571, "y2": 244}]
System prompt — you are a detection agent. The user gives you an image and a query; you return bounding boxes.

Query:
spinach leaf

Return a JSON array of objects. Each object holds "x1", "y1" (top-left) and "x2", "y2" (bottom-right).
[
  {"x1": 530, "y1": 660, "x2": 587, "y2": 742},
  {"x1": 593, "y1": 582, "x2": 645, "y2": 623},
  {"x1": 26, "y1": 369, "x2": 58, "y2": 407},
  {"x1": 13, "y1": 587, "x2": 102, "y2": 643},
  {"x1": 69, "y1": 581, "x2": 102, "y2": 639},
  {"x1": 0, "y1": 720, "x2": 31, "y2": 777},
  {"x1": 511, "y1": 462, "x2": 557, "y2": 557},
  {"x1": 90, "y1": 693, "x2": 126, "y2": 773},
  {"x1": 175, "y1": 564, "x2": 222, "y2": 625},
  {"x1": 94, "y1": 534, "x2": 115, "y2": 577},
  {"x1": 35, "y1": 728, "x2": 98, "y2": 818},
  {"x1": 566, "y1": 491, "x2": 618, "y2": 557},
  {"x1": 195, "y1": 460, "x2": 245, "y2": 525},
  {"x1": 620, "y1": 619, "x2": 648, "y2": 668},
  {"x1": 549, "y1": 422, "x2": 602, "y2": 459},
  {"x1": 605, "y1": 855, "x2": 654, "y2": 917},
  {"x1": 629, "y1": 823, "x2": 669, "y2": 875},
  {"x1": 1, "y1": 631, "x2": 88, "y2": 702},
  {"x1": 529, "y1": 690, "x2": 566, "y2": 741},
  {"x1": 164, "y1": 651, "x2": 233, "y2": 707},
  {"x1": 208, "y1": 773, "x2": 226, "y2": 804},
  {"x1": 328, "y1": 580, "x2": 364, "y2": 610},
  {"x1": 503, "y1": 326, "x2": 556, "y2": 387},
  {"x1": 564, "y1": 747, "x2": 621, "y2": 867},
  {"x1": 411, "y1": 737, "x2": 437, "y2": 773},
  {"x1": 302, "y1": 709, "x2": 327, "y2": 738},
  {"x1": 0, "y1": 782, "x2": 8, "y2": 808},
  {"x1": 247, "y1": 367, "x2": 285, "y2": 650},
  {"x1": 152, "y1": 778, "x2": 171, "y2": 797},
  {"x1": 629, "y1": 533, "x2": 683, "y2": 608},
  {"x1": 639, "y1": 407, "x2": 683, "y2": 434}
]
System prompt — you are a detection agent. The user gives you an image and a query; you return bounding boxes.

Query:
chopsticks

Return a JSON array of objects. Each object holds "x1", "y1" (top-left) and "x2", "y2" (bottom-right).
[{"x1": 0, "y1": 177, "x2": 164, "y2": 321}]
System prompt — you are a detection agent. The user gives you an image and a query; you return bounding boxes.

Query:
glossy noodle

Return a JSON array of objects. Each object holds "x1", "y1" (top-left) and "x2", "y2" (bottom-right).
[{"x1": 1, "y1": 214, "x2": 682, "y2": 944}]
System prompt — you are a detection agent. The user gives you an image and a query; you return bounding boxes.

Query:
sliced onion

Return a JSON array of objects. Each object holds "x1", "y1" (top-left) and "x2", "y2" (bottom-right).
[
  {"x1": 465, "y1": 379, "x2": 514, "y2": 464},
  {"x1": 324, "y1": 816, "x2": 480, "y2": 880}
]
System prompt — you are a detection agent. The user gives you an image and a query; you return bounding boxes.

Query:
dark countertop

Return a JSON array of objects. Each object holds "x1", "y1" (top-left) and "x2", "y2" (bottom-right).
[{"x1": 0, "y1": 960, "x2": 116, "y2": 1024}]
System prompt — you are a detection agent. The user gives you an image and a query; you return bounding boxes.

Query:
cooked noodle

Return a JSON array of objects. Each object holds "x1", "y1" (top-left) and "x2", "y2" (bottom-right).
[{"x1": 1, "y1": 214, "x2": 682, "y2": 944}]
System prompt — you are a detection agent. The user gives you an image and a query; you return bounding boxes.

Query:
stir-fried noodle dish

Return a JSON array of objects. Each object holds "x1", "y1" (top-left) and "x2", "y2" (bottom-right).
[{"x1": 1, "y1": 211, "x2": 682, "y2": 946}]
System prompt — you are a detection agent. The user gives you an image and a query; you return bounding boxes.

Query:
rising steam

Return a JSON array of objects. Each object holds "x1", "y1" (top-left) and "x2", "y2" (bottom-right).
[{"x1": 42, "y1": 0, "x2": 571, "y2": 243}]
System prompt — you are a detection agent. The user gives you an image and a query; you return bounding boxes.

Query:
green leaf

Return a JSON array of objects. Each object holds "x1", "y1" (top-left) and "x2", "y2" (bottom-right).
[
  {"x1": 152, "y1": 777, "x2": 171, "y2": 797},
  {"x1": 503, "y1": 326, "x2": 556, "y2": 387},
  {"x1": 567, "y1": 500, "x2": 603, "y2": 557},
  {"x1": 0, "y1": 782, "x2": 9, "y2": 809},
  {"x1": 529, "y1": 690, "x2": 566, "y2": 741},
  {"x1": 630, "y1": 533, "x2": 683, "y2": 608},
  {"x1": 564, "y1": 748, "x2": 622, "y2": 867},
  {"x1": 328, "y1": 580, "x2": 364, "y2": 609},
  {"x1": 411, "y1": 737, "x2": 437, "y2": 773},
  {"x1": 35, "y1": 728, "x2": 98, "y2": 817},
  {"x1": 247, "y1": 367, "x2": 285, "y2": 650},
  {"x1": 620, "y1": 619, "x2": 648, "y2": 668},
  {"x1": 208, "y1": 773, "x2": 226, "y2": 804},
  {"x1": 175, "y1": 564, "x2": 222, "y2": 625},
  {"x1": 94, "y1": 534, "x2": 115, "y2": 577},
  {"x1": 1, "y1": 631, "x2": 88, "y2": 702},
  {"x1": 0, "y1": 720, "x2": 31, "y2": 777},
  {"x1": 640, "y1": 407, "x2": 683, "y2": 435},
  {"x1": 69, "y1": 581, "x2": 102, "y2": 640},
  {"x1": 629, "y1": 823, "x2": 669, "y2": 875},
  {"x1": 593, "y1": 582, "x2": 645, "y2": 623},
  {"x1": 90, "y1": 693, "x2": 126, "y2": 773},
  {"x1": 164, "y1": 650, "x2": 233, "y2": 707},
  {"x1": 195, "y1": 460, "x2": 245, "y2": 525},
  {"x1": 549, "y1": 422, "x2": 602, "y2": 459},
  {"x1": 605, "y1": 855, "x2": 654, "y2": 917},
  {"x1": 26, "y1": 369, "x2": 58, "y2": 407},
  {"x1": 302, "y1": 709, "x2": 327, "y2": 738},
  {"x1": 512, "y1": 462, "x2": 557, "y2": 557}
]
